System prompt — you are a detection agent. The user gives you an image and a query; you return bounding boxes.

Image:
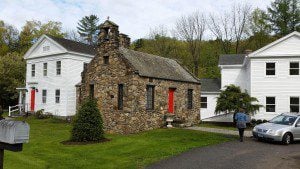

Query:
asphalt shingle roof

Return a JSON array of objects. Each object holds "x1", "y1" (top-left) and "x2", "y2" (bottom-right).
[
  {"x1": 199, "y1": 78, "x2": 221, "y2": 92},
  {"x1": 119, "y1": 47, "x2": 200, "y2": 84},
  {"x1": 219, "y1": 54, "x2": 246, "y2": 65},
  {"x1": 47, "y1": 35, "x2": 97, "y2": 56}
]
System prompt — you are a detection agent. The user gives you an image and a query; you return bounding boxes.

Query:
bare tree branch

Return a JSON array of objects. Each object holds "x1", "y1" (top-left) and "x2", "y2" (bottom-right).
[
  {"x1": 208, "y1": 3, "x2": 251, "y2": 54},
  {"x1": 175, "y1": 11, "x2": 206, "y2": 77}
]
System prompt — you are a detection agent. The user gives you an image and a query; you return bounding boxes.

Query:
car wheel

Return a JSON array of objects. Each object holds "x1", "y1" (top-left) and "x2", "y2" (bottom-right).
[{"x1": 282, "y1": 133, "x2": 292, "y2": 145}]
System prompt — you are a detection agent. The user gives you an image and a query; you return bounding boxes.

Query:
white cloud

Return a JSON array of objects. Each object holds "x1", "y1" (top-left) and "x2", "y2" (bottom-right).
[{"x1": 0, "y1": 0, "x2": 273, "y2": 40}]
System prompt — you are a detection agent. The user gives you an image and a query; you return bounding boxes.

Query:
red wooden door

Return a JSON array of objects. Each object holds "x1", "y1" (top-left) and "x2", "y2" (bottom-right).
[
  {"x1": 168, "y1": 88, "x2": 175, "y2": 113},
  {"x1": 30, "y1": 88, "x2": 35, "y2": 111}
]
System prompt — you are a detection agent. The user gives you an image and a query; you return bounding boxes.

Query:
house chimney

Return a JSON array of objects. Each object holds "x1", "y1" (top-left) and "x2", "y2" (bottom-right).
[
  {"x1": 119, "y1": 33, "x2": 131, "y2": 48},
  {"x1": 244, "y1": 49, "x2": 252, "y2": 54}
]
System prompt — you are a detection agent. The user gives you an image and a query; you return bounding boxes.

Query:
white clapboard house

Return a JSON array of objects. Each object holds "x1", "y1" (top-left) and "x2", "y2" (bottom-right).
[
  {"x1": 200, "y1": 31, "x2": 300, "y2": 122},
  {"x1": 19, "y1": 35, "x2": 95, "y2": 116}
]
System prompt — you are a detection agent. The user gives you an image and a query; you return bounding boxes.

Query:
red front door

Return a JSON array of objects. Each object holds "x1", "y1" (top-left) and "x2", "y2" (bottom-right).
[
  {"x1": 168, "y1": 88, "x2": 175, "y2": 113},
  {"x1": 30, "y1": 88, "x2": 35, "y2": 111}
]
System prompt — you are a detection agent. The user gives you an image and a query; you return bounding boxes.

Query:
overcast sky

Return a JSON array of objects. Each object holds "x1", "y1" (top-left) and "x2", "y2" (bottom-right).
[{"x1": 1, "y1": 0, "x2": 273, "y2": 40}]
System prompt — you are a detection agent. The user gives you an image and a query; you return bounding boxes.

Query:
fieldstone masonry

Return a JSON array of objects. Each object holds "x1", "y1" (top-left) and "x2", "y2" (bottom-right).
[{"x1": 77, "y1": 20, "x2": 201, "y2": 134}]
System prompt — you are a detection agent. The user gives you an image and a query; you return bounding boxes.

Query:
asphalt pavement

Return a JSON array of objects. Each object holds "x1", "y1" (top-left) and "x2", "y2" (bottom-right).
[{"x1": 147, "y1": 138, "x2": 300, "y2": 169}]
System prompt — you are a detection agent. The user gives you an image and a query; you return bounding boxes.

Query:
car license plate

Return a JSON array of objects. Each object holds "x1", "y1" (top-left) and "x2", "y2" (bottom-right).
[{"x1": 258, "y1": 133, "x2": 263, "y2": 137}]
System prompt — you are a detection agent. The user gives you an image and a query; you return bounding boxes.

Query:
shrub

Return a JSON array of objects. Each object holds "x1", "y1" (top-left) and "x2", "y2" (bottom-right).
[
  {"x1": 262, "y1": 119, "x2": 268, "y2": 123},
  {"x1": 0, "y1": 106, "x2": 3, "y2": 120},
  {"x1": 250, "y1": 119, "x2": 257, "y2": 126},
  {"x1": 256, "y1": 119, "x2": 263, "y2": 124},
  {"x1": 71, "y1": 99, "x2": 104, "y2": 142},
  {"x1": 34, "y1": 109, "x2": 52, "y2": 119}
]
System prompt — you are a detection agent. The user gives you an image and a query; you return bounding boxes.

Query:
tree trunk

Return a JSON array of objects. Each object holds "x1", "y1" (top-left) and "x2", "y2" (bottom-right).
[
  {"x1": 194, "y1": 60, "x2": 199, "y2": 77},
  {"x1": 235, "y1": 39, "x2": 239, "y2": 54}
]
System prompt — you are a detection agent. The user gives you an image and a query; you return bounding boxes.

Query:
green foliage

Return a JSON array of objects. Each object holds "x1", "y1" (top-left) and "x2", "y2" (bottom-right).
[
  {"x1": 77, "y1": 15, "x2": 100, "y2": 45},
  {"x1": 71, "y1": 99, "x2": 104, "y2": 142},
  {"x1": 267, "y1": 0, "x2": 300, "y2": 36},
  {"x1": 0, "y1": 52, "x2": 25, "y2": 108},
  {"x1": 0, "y1": 20, "x2": 19, "y2": 55},
  {"x1": 19, "y1": 20, "x2": 65, "y2": 53},
  {"x1": 0, "y1": 105, "x2": 3, "y2": 119},
  {"x1": 215, "y1": 85, "x2": 262, "y2": 115}
]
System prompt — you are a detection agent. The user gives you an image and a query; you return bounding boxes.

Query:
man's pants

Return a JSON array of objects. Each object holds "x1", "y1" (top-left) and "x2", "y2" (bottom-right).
[{"x1": 238, "y1": 128, "x2": 245, "y2": 141}]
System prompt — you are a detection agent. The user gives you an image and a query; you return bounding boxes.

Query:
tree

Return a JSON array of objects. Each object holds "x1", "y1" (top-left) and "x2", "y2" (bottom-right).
[
  {"x1": 132, "y1": 38, "x2": 144, "y2": 50},
  {"x1": 19, "y1": 20, "x2": 65, "y2": 53},
  {"x1": 231, "y1": 3, "x2": 252, "y2": 54},
  {"x1": 0, "y1": 52, "x2": 26, "y2": 109},
  {"x1": 175, "y1": 11, "x2": 206, "y2": 77},
  {"x1": 77, "y1": 15, "x2": 100, "y2": 45},
  {"x1": 215, "y1": 85, "x2": 262, "y2": 115},
  {"x1": 267, "y1": 0, "x2": 300, "y2": 36},
  {"x1": 0, "y1": 20, "x2": 19, "y2": 55},
  {"x1": 65, "y1": 29, "x2": 85, "y2": 43},
  {"x1": 71, "y1": 99, "x2": 104, "y2": 142},
  {"x1": 209, "y1": 3, "x2": 251, "y2": 54},
  {"x1": 248, "y1": 8, "x2": 274, "y2": 50}
]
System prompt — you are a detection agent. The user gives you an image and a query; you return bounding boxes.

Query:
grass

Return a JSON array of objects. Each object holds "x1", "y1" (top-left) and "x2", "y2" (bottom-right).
[
  {"x1": 197, "y1": 122, "x2": 253, "y2": 131},
  {"x1": 4, "y1": 117, "x2": 235, "y2": 169},
  {"x1": 198, "y1": 123, "x2": 237, "y2": 130}
]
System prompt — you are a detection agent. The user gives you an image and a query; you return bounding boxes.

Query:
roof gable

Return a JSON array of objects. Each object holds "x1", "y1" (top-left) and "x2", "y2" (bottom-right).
[
  {"x1": 24, "y1": 35, "x2": 97, "y2": 60},
  {"x1": 24, "y1": 35, "x2": 67, "y2": 59},
  {"x1": 119, "y1": 48, "x2": 200, "y2": 84},
  {"x1": 249, "y1": 31, "x2": 300, "y2": 57}
]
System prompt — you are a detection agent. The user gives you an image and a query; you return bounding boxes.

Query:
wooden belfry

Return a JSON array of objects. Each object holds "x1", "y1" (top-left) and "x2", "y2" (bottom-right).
[{"x1": 0, "y1": 120, "x2": 29, "y2": 169}]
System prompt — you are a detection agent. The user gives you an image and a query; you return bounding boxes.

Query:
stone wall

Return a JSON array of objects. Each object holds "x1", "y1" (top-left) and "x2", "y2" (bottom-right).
[{"x1": 77, "y1": 20, "x2": 201, "y2": 134}]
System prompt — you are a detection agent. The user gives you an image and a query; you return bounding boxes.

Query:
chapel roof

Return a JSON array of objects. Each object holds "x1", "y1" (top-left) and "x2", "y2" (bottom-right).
[{"x1": 119, "y1": 47, "x2": 200, "y2": 84}]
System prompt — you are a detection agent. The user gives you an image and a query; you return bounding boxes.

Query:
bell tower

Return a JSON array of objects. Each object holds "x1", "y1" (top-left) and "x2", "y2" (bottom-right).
[{"x1": 98, "y1": 18, "x2": 119, "y2": 52}]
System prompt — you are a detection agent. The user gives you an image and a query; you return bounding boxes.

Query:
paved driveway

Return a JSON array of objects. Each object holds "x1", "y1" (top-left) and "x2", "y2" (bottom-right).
[{"x1": 147, "y1": 138, "x2": 300, "y2": 169}]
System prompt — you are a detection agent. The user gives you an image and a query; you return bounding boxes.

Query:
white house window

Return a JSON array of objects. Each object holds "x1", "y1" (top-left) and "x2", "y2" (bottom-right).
[
  {"x1": 31, "y1": 64, "x2": 35, "y2": 77},
  {"x1": 289, "y1": 62, "x2": 299, "y2": 75},
  {"x1": 56, "y1": 61, "x2": 61, "y2": 75},
  {"x1": 266, "y1": 62, "x2": 275, "y2": 76},
  {"x1": 200, "y1": 97, "x2": 207, "y2": 108},
  {"x1": 42, "y1": 90, "x2": 47, "y2": 103},
  {"x1": 43, "y1": 46, "x2": 50, "y2": 52},
  {"x1": 43, "y1": 63, "x2": 47, "y2": 76},
  {"x1": 266, "y1": 97, "x2": 275, "y2": 112},
  {"x1": 55, "y1": 89, "x2": 60, "y2": 103},
  {"x1": 290, "y1": 97, "x2": 299, "y2": 113}
]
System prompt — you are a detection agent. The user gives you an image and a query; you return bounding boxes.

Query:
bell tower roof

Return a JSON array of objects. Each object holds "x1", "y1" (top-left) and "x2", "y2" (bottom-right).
[{"x1": 100, "y1": 19, "x2": 118, "y2": 28}]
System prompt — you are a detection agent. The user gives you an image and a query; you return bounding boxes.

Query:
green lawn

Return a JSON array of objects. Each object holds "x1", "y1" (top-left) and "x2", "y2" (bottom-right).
[
  {"x1": 197, "y1": 123, "x2": 237, "y2": 130},
  {"x1": 198, "y1": 123, "x2": 252, "y2": 131},
  {"x1": 4, "y1": 117, "x2": 234, "y2": 169}
]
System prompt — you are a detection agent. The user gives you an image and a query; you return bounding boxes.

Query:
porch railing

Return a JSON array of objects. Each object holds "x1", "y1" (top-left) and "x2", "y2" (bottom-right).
[{"x1": 8, "y1": 104, "x2": 28, "y2": 117}]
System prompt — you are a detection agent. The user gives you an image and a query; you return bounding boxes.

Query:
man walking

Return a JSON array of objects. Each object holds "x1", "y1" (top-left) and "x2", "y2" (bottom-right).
[{"x1": 235, "y1": 108, "x2": 248, "y2": 142}]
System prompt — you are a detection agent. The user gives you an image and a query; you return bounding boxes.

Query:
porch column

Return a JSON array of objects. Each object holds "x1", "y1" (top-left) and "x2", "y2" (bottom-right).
[{"x1": 18, "y1": 90, "x2": 22, "y2": 113}]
